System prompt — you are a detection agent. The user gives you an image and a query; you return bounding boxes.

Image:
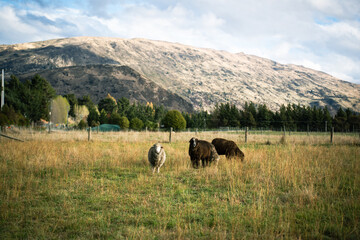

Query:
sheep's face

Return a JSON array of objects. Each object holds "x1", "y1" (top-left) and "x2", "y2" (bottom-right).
[
  {"x1": 154, "y1": 143, "x2": 162, "y2": 153},
  {"x1": 189, "y1": 138, "x2": 197, "y2": 148}
]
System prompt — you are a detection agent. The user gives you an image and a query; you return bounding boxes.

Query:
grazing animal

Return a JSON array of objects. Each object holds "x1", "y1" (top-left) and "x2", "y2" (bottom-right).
[
  {"x1": 148, "y1": 143, "x2": 166, "y2": 173},
  {"x1": 188, "y1": 137, "x2": 219, "y2": 168},
  {"x1": 211, "y1": 138, "x2": 245, "y2": 161}
]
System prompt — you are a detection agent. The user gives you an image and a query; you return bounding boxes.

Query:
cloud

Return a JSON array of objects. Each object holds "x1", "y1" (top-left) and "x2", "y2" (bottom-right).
[{"x1": 0, "y1": 0, "x2": 359, "y2": 84}]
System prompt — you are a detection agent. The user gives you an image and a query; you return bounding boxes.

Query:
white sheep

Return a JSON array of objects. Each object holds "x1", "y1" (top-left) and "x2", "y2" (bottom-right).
[{"x1": 148, "y1": 143, "x2": 166, "y2": 173}]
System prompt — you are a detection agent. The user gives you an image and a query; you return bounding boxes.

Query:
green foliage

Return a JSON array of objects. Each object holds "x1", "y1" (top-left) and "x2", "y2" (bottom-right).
[
  {"x1": 130, "y1": 117, "x2": 144, "y2": 130},
  {"x1": 87, "y1": 108, "x2": 99, "y2": 127},
  {"x1": 144, "y1": 120, "x2": 158, "y2": 130},
  {"x1": 0, "y1": 104, "x2": 28, "y2": 127},
  {"x1": 109, "y1": 112, "x2": 121, "y2": 126},
  {"x1": 162, "y1": 110, "x2": 186, "y2": 130},
  {"x1": 3, "y1": 74, "x2": 359, "y2": 132},
  {"x1": 78, "y1": 95, "x2": 95, "y2": 112},
  {"x1": 0, "y1": 112, "x2": 9, "y2": 127},
  {"x1": 63, "y1": 94, "x2": 78, "y2": 117},
  {"x1": 183, "y1": 111, "x2": 210, "y2": 129},
  {"x1": 99, "y1": 109, "x2": 108, "y2": 124},
  {"x1": 5, "y1": 74, "x2": 56, "y2": 122},
  {"x1": 119, "y1": 116, "x2": 130, "y2": 129},
  {"x1": 98, "y1": 98, "x2": 117, "y2": 114},
  {"x1": 78, "y1": 119, "x2": 87, "y2": 130}
]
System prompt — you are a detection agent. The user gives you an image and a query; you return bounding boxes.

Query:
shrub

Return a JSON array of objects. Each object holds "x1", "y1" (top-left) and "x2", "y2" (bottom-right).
[
  {"x1": 119, "y1": 116, "x2": 130, "y2": 129},
  {"x1": 162, "y1": 110, "x2": 186, "y2": 131},
  {"x1": 130, "y1": 118, "x2": 144, "y2": 131},
  {"x1": 78, "y1": 119, "x2": 87, "y2": 130}
]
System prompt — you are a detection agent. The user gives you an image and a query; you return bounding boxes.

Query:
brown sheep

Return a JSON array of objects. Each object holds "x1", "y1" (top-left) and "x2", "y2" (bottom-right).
[
  {"x1": 211, "y1": 138, "x2": 245, "y2": 161},
  {"x1": 189, "y1": 137, "x2": 219, "y2": 168}
]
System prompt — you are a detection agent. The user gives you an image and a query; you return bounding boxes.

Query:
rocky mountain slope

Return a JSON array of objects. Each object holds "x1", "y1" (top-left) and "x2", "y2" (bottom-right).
[
  {"x1": 16, "y1": 65, "x2": 194, "y2": 112},
  {"x1": 0, "y1": 36, "x2": 359, "y2": 113}
]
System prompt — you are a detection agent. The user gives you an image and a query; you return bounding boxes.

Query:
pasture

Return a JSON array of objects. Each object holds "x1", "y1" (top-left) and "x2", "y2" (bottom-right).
[{"x1": 0, "y1": 130, "x2": 359, "y2": 239}]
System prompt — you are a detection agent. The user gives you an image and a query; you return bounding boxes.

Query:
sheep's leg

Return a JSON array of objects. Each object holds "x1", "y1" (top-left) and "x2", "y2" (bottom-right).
[{"x1": 156, "y1": 167, "x2": 160, "y2": 173}]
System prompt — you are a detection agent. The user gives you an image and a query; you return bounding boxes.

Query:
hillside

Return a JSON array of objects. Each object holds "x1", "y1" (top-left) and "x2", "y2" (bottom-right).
[
  {"x1": 16, "y1": 65, "x2": 194, "y2": 112},
  {"x1": 0, "y1": 37, "x2": 359, "y2": 113}
]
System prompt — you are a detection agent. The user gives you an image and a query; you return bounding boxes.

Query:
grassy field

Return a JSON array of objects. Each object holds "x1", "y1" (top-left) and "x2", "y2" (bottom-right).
[{"x1": 0, "y1": 130, "x2": 359, "y2": 239}]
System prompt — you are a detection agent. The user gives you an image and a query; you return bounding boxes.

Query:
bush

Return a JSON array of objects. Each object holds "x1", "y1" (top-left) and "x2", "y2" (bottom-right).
[
  {"x1": 145, "y1": 120, "x2": 158, "y2": 131},
  {"x1": 0, "y1": 112, "x2": 9, "y2": 128},
  {"x1": 162, "y1": 110, "x2": 186, "y2": 131},
  {"x1": 109, "y1": 113, "x2": 121, "y2": 125},
  {"x1": 130, "y1": 118, "x2": 144, "y2": 131},
  {"x1": 119, "y1": 116, "x2": 130, "y2": 129},
  {"x1": 78, "y1": 119, "x2": 87, "y2": 130}
]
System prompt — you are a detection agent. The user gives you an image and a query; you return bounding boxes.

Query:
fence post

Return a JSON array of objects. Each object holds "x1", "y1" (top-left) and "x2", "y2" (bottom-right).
[
  {"x1": 330, "y1": 127, "x2": 334, "y2": 144},
  {"x1": 169, "y1": 127, "x2": 173, "y2": 143},
  {"x1": 88, "y1": 127, "x2": 91, "y2": 141},
  {"x1": 245, "y1": 127, "x2": 248, "y2": 143},
  {"x1": 283, "y1": 125, "x2": 286, "y2": 136},
  {"x1": 307, "y1": 124, "x2": 310, "y2": 136}
]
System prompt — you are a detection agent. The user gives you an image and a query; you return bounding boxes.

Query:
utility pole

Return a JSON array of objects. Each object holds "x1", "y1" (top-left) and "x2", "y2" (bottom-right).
[{"x1": 1, "y1": 69, "x2": 4, "y2": 110}]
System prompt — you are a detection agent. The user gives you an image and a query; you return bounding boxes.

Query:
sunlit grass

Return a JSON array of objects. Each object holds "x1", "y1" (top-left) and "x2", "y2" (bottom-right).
[{"x1": 0, "y1": 131, "x2": 359, "y2": 239}]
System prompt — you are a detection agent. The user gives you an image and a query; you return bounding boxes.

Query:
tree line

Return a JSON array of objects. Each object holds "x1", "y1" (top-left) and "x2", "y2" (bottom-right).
[
  {"x1": 1, "y1": 74, "x2": 359, "y2": 132},
  {"x1": 185, "y1": 102, "x2": 360, "y2": 132}
]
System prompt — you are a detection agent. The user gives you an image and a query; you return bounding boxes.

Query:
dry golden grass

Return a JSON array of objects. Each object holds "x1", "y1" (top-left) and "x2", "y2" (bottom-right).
[{"x1": 0, "y1": 130, "x2": 359, "y2": 239}]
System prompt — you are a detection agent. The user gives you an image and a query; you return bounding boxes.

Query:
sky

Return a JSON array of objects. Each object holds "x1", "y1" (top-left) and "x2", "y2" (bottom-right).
[{"x1": 0, "y1": 0, "x2": 359, "y2": 84}]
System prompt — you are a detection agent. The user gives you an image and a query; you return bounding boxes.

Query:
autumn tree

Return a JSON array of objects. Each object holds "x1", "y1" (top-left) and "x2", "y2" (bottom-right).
[{"x1": 50, "y1": 96, "x2": 70, "y2": 124}]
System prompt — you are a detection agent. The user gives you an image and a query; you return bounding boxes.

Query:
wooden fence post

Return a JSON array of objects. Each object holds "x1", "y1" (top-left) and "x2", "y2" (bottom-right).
[
  {"x1": 330, "y1": 127, "x2": 334, "y2": 144},
  {"x1": 169, "y1": 127, "x2": 173, "y2": 143},
  {"x1": 307, "y1": 124, "x2": 310, "y2": 136},
  {"x1": 283, "y1": 125, "x2": 286, "y2": 136},
  {"x1": 88, "y1": 127, "x2": 91, "y2": 141},
  {"x1": 245, "y1": 127, "x2": 248, "y2": 143}
]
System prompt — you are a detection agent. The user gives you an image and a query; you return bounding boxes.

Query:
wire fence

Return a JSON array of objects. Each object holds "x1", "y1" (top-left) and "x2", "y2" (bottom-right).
[{"x1": 1, "y1": 125, "x2": 359, "y2": 146}]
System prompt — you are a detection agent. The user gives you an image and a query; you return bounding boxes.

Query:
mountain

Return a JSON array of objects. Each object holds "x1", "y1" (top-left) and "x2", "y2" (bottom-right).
[
  {"x1": 0, "y1": 36, "x2": 359, "y2": 113},
  {"x1": 16, "y1": 65, "x2": 194, "y2": 112}
]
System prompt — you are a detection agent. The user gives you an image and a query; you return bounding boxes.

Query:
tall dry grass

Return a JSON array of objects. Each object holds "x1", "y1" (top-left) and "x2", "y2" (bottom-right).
[{"x1": 0, "y1": 130, "x2": 359, "y2": 239}]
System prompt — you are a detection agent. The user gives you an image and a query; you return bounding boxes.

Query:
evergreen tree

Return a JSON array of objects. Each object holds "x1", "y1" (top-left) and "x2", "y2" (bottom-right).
[
  {"x1": 87, "y1": 108, "x2": 99, "y2": 127},
  {"x1": 99, "y1": 109, "x2": 108, "y2": 124},
  {"x1": 98, "y1": 98, "x2": 117, "y2": 114},
  {"x1": 256, "y1": 104, "x2": 272, "y2": 129},
  {"x1": 63, "y1": 94, "x2": 78, "y2": 117},
  {"x1": 109, "y1": 112, "x2": 122, "y2": 126},
  {"x1": 334, "y1": 107, "x2": 347, "y2": 131},
  {"x1": 323, "y1": 107, "x2": 332, "y2": 131},
  {"x1": 117, "y1": 97, "x2": 130, "y2": 116},
  {"x1": 24, "y1": 74, "x2": 56, "y2": 122},
  {"x1": 5, "y1": 75, "x2": 28, "y2": 114},
  {"x1": 78, "y1": 95, "x2": 95, "y2": 111}
]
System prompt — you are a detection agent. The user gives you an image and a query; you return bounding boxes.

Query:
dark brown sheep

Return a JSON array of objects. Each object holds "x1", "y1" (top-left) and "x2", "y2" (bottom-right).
[
  {"x1": 211, "y1": 138, "x2": 245, "y2": 161},
  {"x1": 189, "y1": 137, "x2": 219, "y2": 168}
]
